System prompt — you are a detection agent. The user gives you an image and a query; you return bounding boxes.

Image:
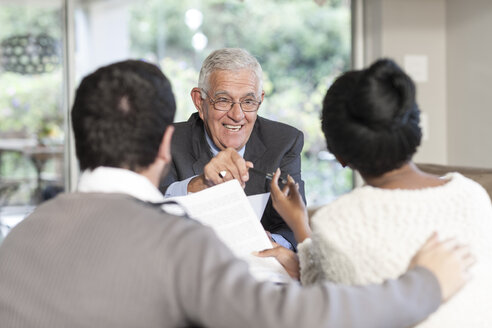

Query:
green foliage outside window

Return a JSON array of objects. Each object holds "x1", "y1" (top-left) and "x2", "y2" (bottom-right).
[
  {"x1": 0, "y1": 5, "x2": 62, "y2": 138},
  {"x1": 0, "y1": 5, "x2": 63, "y2": 206},
  {"x1": 0, "y1": 6, "x2": 61, "y2": 41},
  {"x1": 0, "y1": 72, "x2": 62, "y2": 137}
]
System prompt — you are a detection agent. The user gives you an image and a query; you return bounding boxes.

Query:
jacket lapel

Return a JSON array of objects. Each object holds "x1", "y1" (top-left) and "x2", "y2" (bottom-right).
[
  {"x1": 192, "y1": 151, "x2": 211, "y2": 175},
  {"x1": 244, "y1": 123, "x2": 267, "y2": 165},
  {"x1": 190, "y1": 114, "x2": 213, "y2": 175}
]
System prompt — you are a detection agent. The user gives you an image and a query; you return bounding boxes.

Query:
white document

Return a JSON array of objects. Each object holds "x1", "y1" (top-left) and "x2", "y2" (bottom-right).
[
  {"x1": 166, "y1": 180, "x2": 291, "y2": 283},
  {"x1": 247, "y1": 192, "x2": 270, "y2": 221}
]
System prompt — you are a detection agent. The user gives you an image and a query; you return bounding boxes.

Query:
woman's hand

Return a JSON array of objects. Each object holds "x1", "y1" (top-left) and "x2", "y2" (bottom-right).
[{"x1": 270, "y1": 168, "x2": 311, "y2": 243}]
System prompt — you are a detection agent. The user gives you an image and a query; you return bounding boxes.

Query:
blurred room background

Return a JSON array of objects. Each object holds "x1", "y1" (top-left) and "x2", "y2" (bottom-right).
[{"x1": 0, "y1": 0, "x2": 353, "y2": 240}]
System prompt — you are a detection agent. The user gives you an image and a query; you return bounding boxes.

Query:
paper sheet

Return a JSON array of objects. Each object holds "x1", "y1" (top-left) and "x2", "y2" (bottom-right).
[
  {"x1": 166, "y1": 180, "x2": 291, "y2": 283},
  {"x1": 247, "y1": 192, "x2": 270, "y2": 221}
]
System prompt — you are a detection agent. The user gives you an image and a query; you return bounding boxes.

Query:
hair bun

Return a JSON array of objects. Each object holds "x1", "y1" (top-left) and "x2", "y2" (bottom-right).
[
  {"x1": 348, "y1": 59, "x2": 416, "y2": 129},
  {"x1": 321, "y1": 58, "x2": 422, "y2": 177}
]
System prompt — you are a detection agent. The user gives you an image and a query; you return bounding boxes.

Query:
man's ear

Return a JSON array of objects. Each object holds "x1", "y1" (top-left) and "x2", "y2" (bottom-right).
[
  {"x1": 191, "y1": 87, "x2": 206, "y2": 120},
  {"x1": 157, "y1": 125, "x2": 174, "y2": 164}
]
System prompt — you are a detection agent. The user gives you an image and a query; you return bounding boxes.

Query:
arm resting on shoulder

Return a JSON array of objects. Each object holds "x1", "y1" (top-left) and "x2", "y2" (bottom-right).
[{"x1": 176, "y1": 224, "x2": 441, "y2": 328}]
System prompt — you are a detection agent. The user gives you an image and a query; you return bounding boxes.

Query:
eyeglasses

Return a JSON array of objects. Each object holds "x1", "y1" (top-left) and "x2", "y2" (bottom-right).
[{"x1": 201, "y1": 88, "x2": 261, "y2": 112}]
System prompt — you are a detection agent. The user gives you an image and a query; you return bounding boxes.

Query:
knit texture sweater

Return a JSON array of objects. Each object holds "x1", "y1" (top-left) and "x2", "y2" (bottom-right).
[{"x1": 298, "y1": 172, "x2": 492, "y2": 327}]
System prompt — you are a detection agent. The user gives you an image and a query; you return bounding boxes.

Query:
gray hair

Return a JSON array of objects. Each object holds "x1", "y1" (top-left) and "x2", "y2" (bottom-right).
[{"x1": 198, "y1": 48, "x2": 263, "y2": 98}]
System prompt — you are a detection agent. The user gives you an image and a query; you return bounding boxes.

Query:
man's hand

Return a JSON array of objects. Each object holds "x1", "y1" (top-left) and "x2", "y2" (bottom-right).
[
  {"x1": 270, "y1": 168, "x2": 310, "y2": 243},
  {"x1": 188, "y1": 148, "x2": 253, "y2": 193},
  {"x1": 409, "y1": 232, "x2": 475, "y2": 302},
  {"x1": 255, "y1": 243, "x2": 300, "y2": 280}
]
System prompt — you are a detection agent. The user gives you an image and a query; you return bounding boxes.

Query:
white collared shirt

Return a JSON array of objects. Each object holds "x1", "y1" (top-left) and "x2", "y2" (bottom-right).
[{"x1": 77, "y1": 167, "x2": 165, "y2": 203}]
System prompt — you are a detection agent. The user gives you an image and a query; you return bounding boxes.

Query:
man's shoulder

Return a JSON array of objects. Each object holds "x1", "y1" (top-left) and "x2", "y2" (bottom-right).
[
  {"x1": 253, "y1": 116, "x2": 303, "y2": 150},
  {"x1": 36, "y1": 193, "x2": 195, "y2": 224},
  {"x1": 173, "y1": 113, "x2": 202, "y2": 130},
  {"x1": 171, "y1": 113, "x2": 203, "y2": 144},
  {"x1": 255, "y1": 115, "x2": 301, "y2": 135},
  {"x1": 30, "y1": 193, "x2": 220, "y2": 248}
]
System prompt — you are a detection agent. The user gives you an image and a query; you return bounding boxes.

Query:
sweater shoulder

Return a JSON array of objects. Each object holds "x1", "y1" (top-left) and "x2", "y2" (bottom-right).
[{"x1": 445, "y1": 172, "x2": 490, "y2": 199}]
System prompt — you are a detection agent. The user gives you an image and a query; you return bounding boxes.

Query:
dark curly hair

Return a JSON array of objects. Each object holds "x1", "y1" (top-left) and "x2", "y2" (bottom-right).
[
  {"x1": 72, "y1": 60, "x2": 176, "y2": 171},
  {"x1": 321, "y1": 59, "x2": 422, "y2": 177}
]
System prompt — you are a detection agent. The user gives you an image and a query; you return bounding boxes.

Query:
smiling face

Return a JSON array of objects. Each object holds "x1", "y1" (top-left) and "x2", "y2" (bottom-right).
[{"x1": 192, "y1": 69, "x2": 264, "y2": 151}]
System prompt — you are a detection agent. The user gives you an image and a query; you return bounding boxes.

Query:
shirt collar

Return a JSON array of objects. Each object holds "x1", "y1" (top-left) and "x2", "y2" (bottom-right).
[
  {"x1": 204, "y1": 130, "x2": 246, "y2": 157},
  {"x1": 77, "y1": 167, "x2": 165, "y2": 203}
]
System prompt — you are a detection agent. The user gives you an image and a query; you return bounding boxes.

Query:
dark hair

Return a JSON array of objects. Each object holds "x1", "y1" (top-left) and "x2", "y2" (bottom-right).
[
  {"x1": 72, "y1": 60, "x2": 176, "y2": 171},
  {"x1": 321, "y1": 58, "x2": 422, "y2": 177}
]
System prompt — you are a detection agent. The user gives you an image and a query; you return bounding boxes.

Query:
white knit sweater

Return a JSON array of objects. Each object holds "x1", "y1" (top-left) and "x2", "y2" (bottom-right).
[{"x1": 298, "y1": 172, "x2": 492, "y2": 327}]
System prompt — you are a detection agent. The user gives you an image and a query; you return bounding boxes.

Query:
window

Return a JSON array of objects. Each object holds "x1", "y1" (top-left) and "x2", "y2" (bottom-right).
[
  {"x1": 0, "y1": 1, "x2": 66, "y2": 240},
  {"x1": 75, "y1": 0, "x2": 353, "y2": 206}
]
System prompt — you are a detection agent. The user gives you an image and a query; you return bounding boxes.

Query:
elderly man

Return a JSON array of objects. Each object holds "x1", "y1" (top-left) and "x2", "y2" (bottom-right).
[
  {"x1": 0, "y1": 60, "x2": 472, "y2": 327},
  {"x1": 160, "y1": 48, "x2": 303, "y2": 249}
]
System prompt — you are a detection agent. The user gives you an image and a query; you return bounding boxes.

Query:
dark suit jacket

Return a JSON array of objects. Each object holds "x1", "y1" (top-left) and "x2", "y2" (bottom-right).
[{"x1": 160, "y1": 113, "x2": 306, "y2": 248}]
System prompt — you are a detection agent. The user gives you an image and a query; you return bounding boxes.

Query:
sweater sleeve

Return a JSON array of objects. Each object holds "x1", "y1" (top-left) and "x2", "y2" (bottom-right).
[
  {"x1": 303, "y1": 206, "x2": 364, "y2": 286},
  {"x1": 298, "y1": 238, "x2": 326, "y2": 285},
  {"x1": 315, "y1": 231, "x2": 364, "y2": 284}
]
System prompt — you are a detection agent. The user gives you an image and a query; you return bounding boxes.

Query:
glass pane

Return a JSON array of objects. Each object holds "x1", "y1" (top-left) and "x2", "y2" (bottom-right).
[
  {"x1": 0, "y1": 2, "x2": 65, "y2": 240},
  {"x1": 74, "y1": 0, "x2": 353, "y2": 207}
]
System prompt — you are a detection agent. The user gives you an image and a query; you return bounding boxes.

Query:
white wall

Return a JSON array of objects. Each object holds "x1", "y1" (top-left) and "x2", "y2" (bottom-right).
[
  {"x1": 446, "y1": 0, "x2": 492, "y2": 167},
  {"x1": 363, "y1": 0, "x2": 448, "y2": 164},
  {"x1": 75, "y1": 0, "x2": 131, "y2": 80},
  {"x1": 363, "y1": 0, "x2": 492, "y2": 168}
]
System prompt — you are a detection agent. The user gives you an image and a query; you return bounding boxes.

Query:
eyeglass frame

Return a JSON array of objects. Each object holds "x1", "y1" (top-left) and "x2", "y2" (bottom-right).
[{"x1": 200, "y1": 88, "x2": 262, "y2": 113}]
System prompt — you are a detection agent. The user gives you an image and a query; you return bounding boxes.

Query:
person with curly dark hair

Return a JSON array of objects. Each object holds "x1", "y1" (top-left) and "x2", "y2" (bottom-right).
[{"x1": 265, "y1": 58, "x2": 491, "y2": 327}]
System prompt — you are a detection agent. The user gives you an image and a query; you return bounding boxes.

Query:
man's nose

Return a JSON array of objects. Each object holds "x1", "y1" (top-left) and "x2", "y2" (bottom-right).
[{"x1": 228, "y1": 102, "x2": 245, "y2": 121}]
